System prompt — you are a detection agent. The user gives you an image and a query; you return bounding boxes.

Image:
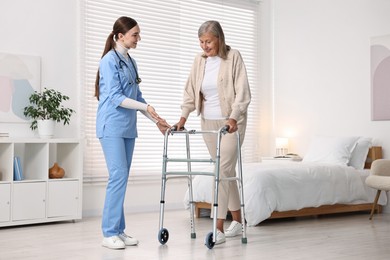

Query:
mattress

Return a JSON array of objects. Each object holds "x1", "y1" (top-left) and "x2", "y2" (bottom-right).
[{"x1": 183, "y1": 161, "x2": 387, "y2": 226}]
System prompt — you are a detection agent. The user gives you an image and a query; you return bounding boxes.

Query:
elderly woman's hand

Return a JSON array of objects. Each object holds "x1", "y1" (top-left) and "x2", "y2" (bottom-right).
[
  {"x1": 172, "y1": 117, "x2": 187, "y2": 131},
  {"x1": 226, "y1": 118, "x2": 238, "y2": 133}
]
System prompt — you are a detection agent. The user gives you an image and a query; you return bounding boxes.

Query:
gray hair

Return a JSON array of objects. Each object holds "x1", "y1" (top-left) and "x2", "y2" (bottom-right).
[{"x1": 198, "y1": 20, "x2": 230, "y2": 59}]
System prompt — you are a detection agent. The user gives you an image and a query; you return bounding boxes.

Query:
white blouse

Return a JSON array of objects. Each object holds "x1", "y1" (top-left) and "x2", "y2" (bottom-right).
[{"x1": 201, "y1": 56, "x2": 225, "y2": 120}]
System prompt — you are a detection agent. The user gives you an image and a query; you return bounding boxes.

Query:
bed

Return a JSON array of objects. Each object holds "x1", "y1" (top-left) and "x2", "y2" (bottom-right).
[{"x1": 183, "y1": 136, "x2": 387, "y2": 226}]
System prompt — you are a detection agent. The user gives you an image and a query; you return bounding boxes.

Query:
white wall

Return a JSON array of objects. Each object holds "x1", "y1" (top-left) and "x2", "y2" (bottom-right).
[
  {"x1": 270, "y1": 0, "x2": 390, "y2": 157},
  {"x1": 0, "y1": 0, "x2": 79, "y2": 138}
]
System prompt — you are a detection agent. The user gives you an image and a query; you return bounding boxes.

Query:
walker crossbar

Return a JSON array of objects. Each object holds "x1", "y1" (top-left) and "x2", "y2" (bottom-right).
[
  {"x1": 164, "y1": 171, "x2": 216, "y2": 176},
  {"x1": 166, "y1": 158, "x2": 214, "y2": 163}
]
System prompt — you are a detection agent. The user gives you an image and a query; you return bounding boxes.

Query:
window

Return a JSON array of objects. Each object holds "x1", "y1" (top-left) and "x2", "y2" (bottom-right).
[{"x1": 81, "y1": 0, "x2": 260, "y2": 181}]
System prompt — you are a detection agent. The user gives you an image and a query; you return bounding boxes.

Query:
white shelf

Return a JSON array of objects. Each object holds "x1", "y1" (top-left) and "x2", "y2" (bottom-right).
[{"x1": 0, "y1": 138, "x2": 82, "y2": 227}]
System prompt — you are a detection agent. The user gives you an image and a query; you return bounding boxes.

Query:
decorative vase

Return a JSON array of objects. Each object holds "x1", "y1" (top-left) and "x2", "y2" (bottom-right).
[
  {"x1": 37, "y1": 119, "x2": 55, "y2": 138},
  {"x1": 49, "y1": 163, "x2": 65, "y2": 179}
]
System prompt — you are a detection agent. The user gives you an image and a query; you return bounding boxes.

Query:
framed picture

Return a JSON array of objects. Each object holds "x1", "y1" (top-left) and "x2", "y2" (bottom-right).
[
  {"x1": 371, "y1": 34, "x2": 390, "y2": 121},
  {"x1": 0, "y1": 53, "x2": 41, "y2": 123}
]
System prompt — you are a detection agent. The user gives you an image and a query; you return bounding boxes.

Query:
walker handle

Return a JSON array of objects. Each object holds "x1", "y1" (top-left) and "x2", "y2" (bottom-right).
[
  {"x1": 170, "y1": 126, "x2": 185, "y2": 132},
  {"x1": 221, "y1": 125, "x2": 230, "y2": 134}
]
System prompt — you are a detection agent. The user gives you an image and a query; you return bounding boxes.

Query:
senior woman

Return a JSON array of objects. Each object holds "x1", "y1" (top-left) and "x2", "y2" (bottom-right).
[{"x1": 174, "y1": 20, "x2": 251, "y2": 245}]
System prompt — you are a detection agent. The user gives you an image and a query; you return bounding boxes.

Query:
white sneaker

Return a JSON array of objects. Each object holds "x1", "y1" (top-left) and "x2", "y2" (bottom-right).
[
  {"x1": 215, "y1": 229, "x2": 226, "y2": 245},
  {"x1": 102, "y1": 236, "x2": 126, "y2": 249},
  {"x1": 119, "y1": 233, "x2": 139, "y2": 246},
  {"x1": 225, "y1": 220, "x2": 242, "y2": 237}
]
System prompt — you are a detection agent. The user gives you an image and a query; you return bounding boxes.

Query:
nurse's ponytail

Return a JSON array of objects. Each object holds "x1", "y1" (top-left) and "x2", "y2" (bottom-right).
[
  {"x1": 95, "y1": 17, "x2": 138, "y2": 100},
  {"x1": 94, "y1": 31, "x2": 115, "y2": 100}
]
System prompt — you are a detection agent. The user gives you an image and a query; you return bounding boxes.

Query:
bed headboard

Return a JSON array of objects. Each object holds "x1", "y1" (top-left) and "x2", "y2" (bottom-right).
[{"x1": 364, "y1": 146, "x2": 383, "y2": 169}]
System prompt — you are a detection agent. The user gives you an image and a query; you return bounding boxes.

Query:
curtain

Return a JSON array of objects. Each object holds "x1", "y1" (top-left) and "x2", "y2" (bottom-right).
[{"x1": 81, "y1": 0, "x2": 260, "y2": 181}]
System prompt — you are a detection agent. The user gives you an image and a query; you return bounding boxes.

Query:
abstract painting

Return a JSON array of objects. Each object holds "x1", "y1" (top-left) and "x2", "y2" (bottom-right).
[
  {"x1": 371, "y1": 34, "x2": 390, "y2": 121},
  {"x1": 0, "y1": 53, "x2": 41, "y2": 122}
]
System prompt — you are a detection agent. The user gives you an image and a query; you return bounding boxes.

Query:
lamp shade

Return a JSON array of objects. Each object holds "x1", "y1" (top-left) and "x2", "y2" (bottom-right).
[
  {"x1": 275, "y1": 137, "x2": 289, "y2": 156},
  {"x1": 276, "y1": 137, "x2": 289, "y2": 149}
]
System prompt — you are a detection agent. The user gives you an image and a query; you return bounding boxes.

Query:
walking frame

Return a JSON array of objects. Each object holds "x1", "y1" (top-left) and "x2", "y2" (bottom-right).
[{"x1": 157, "y1": 126, "x2": 247, "y2": 249}]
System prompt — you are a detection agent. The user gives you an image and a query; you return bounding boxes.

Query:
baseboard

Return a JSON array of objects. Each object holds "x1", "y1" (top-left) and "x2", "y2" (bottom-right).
[{"x1": 82, "y1": 202, "x2": 186, "y2": 218}]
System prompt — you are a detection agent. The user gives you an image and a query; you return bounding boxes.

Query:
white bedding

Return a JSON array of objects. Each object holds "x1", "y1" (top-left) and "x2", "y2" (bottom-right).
[{"x1": 183, "y1": 161, "x2": 387, "y2": 226}]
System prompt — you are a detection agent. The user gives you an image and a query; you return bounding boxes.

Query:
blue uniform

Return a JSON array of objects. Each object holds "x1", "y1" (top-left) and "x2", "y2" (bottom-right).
[
  {"x1": 96, "y1": 49, "x2": 146, "y2": 237},
  {"x1": 97, "y1": 50, "x2": 146, "y2": 138}
]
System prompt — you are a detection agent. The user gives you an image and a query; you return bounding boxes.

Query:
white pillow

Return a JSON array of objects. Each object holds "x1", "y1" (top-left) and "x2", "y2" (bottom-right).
[
  {"x1": 348, "y1": 137, "x2": 372, "y2": 170},
  {"x1": 302, "y1": 136, "x2": 360, "y2": 166}
]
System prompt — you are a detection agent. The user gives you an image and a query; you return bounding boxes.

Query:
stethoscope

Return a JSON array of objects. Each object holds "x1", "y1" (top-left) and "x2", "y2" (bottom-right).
[{"x1": 114, "y1": 49, "x2": 142, "y2": 84}]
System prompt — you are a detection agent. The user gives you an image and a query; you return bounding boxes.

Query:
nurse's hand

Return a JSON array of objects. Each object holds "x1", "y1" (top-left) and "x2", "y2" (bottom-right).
[
  {"x1": 156, "y1": 118, "x2": 171, "y2": 135},
  {"x1": 147, "y1": 105, "x2": 160, "y2": 121}
]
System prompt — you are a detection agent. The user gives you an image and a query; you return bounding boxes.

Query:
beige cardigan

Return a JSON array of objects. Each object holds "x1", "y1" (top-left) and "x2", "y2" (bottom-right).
[{"x1": 180, "y1": 49, "x2": 251, "y2": 122}]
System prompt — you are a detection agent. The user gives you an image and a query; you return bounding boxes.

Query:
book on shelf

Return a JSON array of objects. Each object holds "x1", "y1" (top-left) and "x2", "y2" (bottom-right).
[{"x1": 13, "y1": 156, "x2": 24, "y2": 181}]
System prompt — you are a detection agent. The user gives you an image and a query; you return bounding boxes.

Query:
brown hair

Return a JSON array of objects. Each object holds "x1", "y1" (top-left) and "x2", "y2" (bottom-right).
[
  {"x1": 198, "y1": 20, "x2": 230, "y2": 59},
  {"x1": 94, "y1": 16, "x2": 138, "y2": 100}
]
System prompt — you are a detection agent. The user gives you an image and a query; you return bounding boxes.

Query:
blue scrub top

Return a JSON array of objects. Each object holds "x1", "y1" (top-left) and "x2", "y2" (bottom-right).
[{"x1": 96, "y1": 50, "x2": 146, "y2": 138}]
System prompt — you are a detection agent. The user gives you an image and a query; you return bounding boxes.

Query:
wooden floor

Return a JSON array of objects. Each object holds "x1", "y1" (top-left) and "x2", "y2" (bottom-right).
[{"x1": 1, "y1": 210, "x2": 390, "y2": 260}]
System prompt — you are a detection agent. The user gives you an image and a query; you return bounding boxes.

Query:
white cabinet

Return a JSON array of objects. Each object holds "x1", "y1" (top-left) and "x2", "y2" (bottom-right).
[
  {"x1": 13, "y1": 182, "x2": 46, "y2": 221},
  {"x1": 48, "y1": 180, "x2": 79, "y2": 217},
  {"x1": 0, "y1": 184, "x2": 11, "y2": 222},
  {"x1": 0, "y1": 139, "x2": 82, "y2": 227}
]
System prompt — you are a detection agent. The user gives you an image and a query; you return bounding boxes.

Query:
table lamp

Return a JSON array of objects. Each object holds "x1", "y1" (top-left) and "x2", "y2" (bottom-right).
[{"x1": 275, "y1": 137, "x2": 289, "y2": 156}]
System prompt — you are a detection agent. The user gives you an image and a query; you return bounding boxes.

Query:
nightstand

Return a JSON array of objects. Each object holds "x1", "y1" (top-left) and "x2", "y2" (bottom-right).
[{"x1": 261, "y1": 156, "x2": 302, "y2": 162}]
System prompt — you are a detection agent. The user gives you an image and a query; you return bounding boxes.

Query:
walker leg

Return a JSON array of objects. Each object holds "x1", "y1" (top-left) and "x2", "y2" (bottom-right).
[
  {"x1": 158, "y1": 131, "x2": 170, "y2": 244},
  {"x1": 234, "y1": 132, "x2": 247, "y2": 244},
  {"x1": 159, "y1": 176, "x2": 167, "y2": 230},
  {"x1": 185, "y1": 131, "x2": 196, "y2": 239},
  {"x1": 158, "y1": 175, "x2": 169, "y2": 245},
  {"x1": 238, "y1": 174, "x2": 247, "y2": 244},
  {"x1": 188, "y1": 176, "x2": 196, "y2": 238},
  {"x1": 204, "y1": 130, "x2": 223, "y2": 249}
]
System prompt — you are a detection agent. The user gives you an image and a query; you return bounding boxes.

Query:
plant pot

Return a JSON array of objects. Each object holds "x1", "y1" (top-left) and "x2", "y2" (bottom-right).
[{"x1": 37, "y1": 119, "x2": 55, "y2": 138}]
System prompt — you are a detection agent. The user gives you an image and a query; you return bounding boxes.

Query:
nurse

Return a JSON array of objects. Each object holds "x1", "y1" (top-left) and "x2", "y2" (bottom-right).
[{"x1": 95, "y1": 16, "x2": 170, "y2": 250}]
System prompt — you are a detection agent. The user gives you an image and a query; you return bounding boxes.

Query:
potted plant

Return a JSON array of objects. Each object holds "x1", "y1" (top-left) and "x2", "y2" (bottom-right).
[{"x1": 23, "y1": 88, "x2": 75, "y2": 138}]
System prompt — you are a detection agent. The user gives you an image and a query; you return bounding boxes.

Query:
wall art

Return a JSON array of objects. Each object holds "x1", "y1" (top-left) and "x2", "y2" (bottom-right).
[
  {"x1": 0, "y1": 53, "x2": 41, "y2": 122},
  {"x1": 371, "y1": 34, "x2": 390, "y2": 120}
]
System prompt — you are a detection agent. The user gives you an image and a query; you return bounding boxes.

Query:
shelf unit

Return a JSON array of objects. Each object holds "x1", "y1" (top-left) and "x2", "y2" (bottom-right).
[{"x1": 0, "y1": 138, "x2": 82, "y2": 227}]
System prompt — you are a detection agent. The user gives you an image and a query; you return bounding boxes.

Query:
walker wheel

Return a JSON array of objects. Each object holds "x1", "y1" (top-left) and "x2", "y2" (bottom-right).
[
  {"x1": 204, "y1": 232, "x2": 215, "y2": 249},
  {"x1": 158, "y1": 228, "x2": 169, "y2": 245}
]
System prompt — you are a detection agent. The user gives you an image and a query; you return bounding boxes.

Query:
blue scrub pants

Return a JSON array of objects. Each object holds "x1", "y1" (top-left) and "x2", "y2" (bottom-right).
[{"x1": 99, "y1": 137, "x2": 135, "y2": 237}]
